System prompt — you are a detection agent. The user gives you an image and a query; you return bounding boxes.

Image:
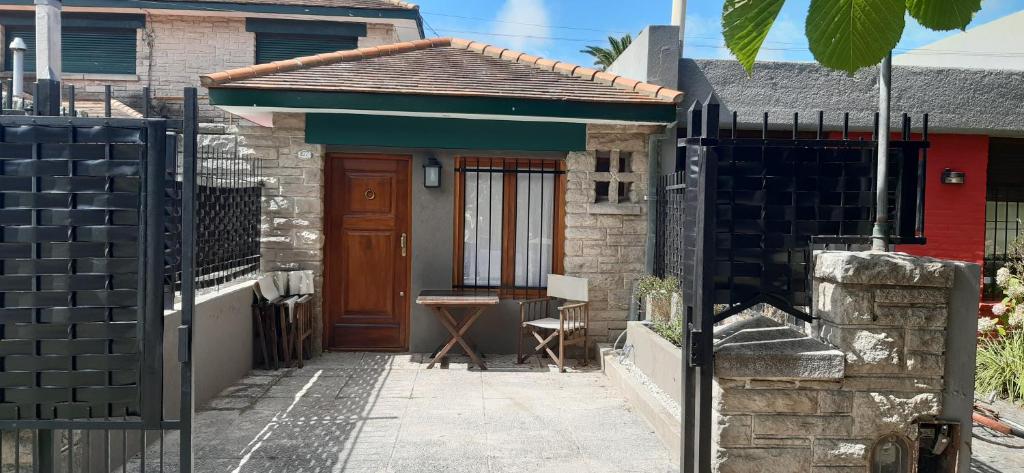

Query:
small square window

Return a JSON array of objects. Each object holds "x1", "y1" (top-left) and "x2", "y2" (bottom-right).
[
  {"x1": 595, "y1": 151, "x2": 611, "y2": 172},
  {"x1": 618, "y1": 152, "x2": 632, "y2": 173},
  {"x1": 595, "y1": 181, "x2": 611, "y2": 203},
  {"x1": 618, "y1": 182, "x2": 632, "y2": 202}
]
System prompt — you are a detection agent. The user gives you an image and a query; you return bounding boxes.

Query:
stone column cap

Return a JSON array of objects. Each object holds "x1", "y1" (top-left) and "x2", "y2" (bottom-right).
[
  {"x1": 714, "y1": 316, "x2": 845, "y2": 380},
  {"x1": 814, "y1": 251, "x2": 956, "y2": 287}
]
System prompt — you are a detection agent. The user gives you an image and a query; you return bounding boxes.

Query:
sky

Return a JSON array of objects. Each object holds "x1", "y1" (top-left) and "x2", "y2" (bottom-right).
[{"x1": 415, "y1": 0, "x2": 1024, "y2": 68}]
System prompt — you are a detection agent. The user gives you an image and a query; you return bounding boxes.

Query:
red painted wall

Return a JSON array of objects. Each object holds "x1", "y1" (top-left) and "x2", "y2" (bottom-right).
[{"x1": 896, "y1": 134, "x2": 989, "y2": 266}]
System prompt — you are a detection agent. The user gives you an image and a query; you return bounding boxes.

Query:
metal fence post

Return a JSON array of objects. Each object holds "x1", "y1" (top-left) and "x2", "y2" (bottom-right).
[
  {"x1": 179, "y1": 87, "x2": 199, "y2": 473},
  {"x1": 141, "y1": 119, "x2": 167, "y2": 428}
]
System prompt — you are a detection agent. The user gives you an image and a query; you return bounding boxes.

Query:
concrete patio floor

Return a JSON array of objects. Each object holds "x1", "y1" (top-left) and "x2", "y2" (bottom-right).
[{"x1": 167, "y1": 352, "x2": 677, "y2": 472}]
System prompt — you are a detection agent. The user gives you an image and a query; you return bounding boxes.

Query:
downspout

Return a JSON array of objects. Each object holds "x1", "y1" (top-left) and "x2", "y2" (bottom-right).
[{"x1": 644, "y1": 122, "x2": 676, "y2": 275}]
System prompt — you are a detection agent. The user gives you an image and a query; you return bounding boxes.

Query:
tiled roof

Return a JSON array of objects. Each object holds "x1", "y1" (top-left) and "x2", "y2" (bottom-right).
[
  {"x1": 155, "y1": 0, "x2": 417, "y2": 10},
  {"x1": 201, "y1": 38, "x2": 683, "y2": 105}
]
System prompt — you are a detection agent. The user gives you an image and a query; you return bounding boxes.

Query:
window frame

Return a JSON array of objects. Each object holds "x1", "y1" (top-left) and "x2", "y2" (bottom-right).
[
  {"x1": 452, "y1": 157, "x2": 566, "y2": 298},
  {"x1": 253, "y1": 32, "x2": 359, "y2": 64},
  {"x1": 3, "y1": 25, "x2": 138, "y2": 75}
]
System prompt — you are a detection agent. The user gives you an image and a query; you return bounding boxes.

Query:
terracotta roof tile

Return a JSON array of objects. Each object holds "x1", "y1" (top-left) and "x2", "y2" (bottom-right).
[{"x1": 201, "y1": 37, "x2": 684, "y2": 105}]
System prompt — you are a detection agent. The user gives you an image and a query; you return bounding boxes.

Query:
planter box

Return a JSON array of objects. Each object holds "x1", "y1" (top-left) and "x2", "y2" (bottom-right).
[{"x1": 624, "y1": 321, "x2": 682, "y2": 405}]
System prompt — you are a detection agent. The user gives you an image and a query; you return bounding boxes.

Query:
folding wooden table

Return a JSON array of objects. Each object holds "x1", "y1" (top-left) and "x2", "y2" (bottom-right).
[{"x1": 416, "y1": 290, "x2": 499, "y2": 370}]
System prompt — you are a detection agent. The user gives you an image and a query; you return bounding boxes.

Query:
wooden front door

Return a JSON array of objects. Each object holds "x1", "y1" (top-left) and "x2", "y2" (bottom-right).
[{"x1": 324, "y1": 154, "x2": 411, "y2": 351}]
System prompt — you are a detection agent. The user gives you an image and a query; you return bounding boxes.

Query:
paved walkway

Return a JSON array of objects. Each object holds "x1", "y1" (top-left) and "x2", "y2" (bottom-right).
[
  {"x1": 180, "y1": 352, "x2": 676, "y2": 472},
  {"x1": 972, "y1": 398, "x2": 1024, "y2": 473}
]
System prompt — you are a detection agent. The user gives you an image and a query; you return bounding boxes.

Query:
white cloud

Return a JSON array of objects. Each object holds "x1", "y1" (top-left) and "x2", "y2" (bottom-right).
[{"x1": 492, "y1": 0, "x2": 551, "y2": 53}]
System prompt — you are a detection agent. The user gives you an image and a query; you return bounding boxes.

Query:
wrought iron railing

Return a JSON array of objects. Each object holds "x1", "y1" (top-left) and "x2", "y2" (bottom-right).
[{"x1": 165, "y1": 141, "x2": 262, "y2": 296}]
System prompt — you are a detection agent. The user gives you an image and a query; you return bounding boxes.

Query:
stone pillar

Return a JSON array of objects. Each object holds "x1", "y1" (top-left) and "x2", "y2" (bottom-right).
[
  {"x1": 710, "y1": 251, "x2": 964, "y2": 472},
  {"x1": 563, "y1": 124, "x2": 663, "y2": 346},
  {"x1": 239, "y1": 113, "x2": 326, "y2": 350},
  {"x1": 34, "y1": 0, "x2": 61, "y2": 80}
]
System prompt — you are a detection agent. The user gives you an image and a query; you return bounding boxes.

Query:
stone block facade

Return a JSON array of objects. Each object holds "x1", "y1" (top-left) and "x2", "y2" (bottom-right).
[
  {"x1": 711, "y1": 252, "x2": 957, "y2": 473},
  {"x1": 239, "y1": 114, "x2": 326, "y2": 350},
  {"x1": 564, "y1": 124, "x2": 662, "y2": 344},
  {"x1": 1, "y1": 15, "x2": 397, "y2": 121}
]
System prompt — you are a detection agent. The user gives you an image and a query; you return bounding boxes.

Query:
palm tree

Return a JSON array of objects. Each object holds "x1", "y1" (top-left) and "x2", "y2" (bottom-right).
[{"x1": 580, "y1": 34, "x2": 632, "y2": 71}]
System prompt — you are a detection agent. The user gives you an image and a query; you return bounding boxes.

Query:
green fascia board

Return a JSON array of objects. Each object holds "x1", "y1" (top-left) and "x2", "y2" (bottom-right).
[
  {"x1": 210, "y1": 88, "x2": 677, "y2": 124},
  {"x1": 306, "y1": 113, "x2": 586, "y2": 151},
  {"x1": 245, "y1": 18, "x2": 367, "y2": 37},
  {"x1": 0, "y1": 11, "x2": 145, "y2": 28},
  {"x1": 0, "y1": 1, "x2": 422, "y2": 21}
]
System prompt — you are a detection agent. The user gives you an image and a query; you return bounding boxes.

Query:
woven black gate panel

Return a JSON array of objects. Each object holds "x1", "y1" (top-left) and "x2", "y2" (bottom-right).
[
  {"x1": 676, "y1": 140, "x2": 921, "y2": 310},
  {"x1": 0, "y1": 119, "x2": 146, "y2": 420}
]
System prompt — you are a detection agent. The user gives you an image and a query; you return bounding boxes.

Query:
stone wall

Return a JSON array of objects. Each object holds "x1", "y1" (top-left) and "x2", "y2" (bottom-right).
[
  {"x1": 1, "y1": 16, "x2": 397, "y2": 121},
  {"x1": 564, "y1": 124, "x2": 663, "y2": 345},
  {"x1": 239, "y1": 114, "x2": 326, "y2": 350},
  {"x1": 711, "y1": 252, "x2": 959, "y2": 473}
]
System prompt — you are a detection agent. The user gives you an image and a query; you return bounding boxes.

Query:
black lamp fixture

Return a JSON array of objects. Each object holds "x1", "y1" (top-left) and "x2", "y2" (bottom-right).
[
  {"x1": 423, "y1": 156, "x2": 442, "y2": 188},
  {"x1": 941, "y1": 168, "x2": 965, "y2": 185}
]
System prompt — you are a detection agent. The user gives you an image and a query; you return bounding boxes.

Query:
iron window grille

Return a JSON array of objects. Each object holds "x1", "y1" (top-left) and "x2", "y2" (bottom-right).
[
  {"x1": 453, "y1": 157, "x2": 565, "y2": 299},
  {"x1": 983, "y1": 196, "x2": 1023, "y2": 300}
]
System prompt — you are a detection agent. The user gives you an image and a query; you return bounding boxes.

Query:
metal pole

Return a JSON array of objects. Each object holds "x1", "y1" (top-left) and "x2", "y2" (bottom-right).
[
  {"x1": 871, "y1": 53, "x2": 892, "y2": 251},
  {"x1": 179, "y1": 87, "x2": 198, "y2": 473}
]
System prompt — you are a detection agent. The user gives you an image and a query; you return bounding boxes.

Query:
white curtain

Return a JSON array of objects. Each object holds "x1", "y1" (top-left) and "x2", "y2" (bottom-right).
[
  {"x1": 514, "y1": 172, "x2": 554, "y2": 288},
  {"x1": 463, "y1": 170, "x2": 503, "y2": 287}
]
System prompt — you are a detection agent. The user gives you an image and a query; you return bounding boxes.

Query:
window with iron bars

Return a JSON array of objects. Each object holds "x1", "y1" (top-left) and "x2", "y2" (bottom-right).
[
  {"x1": 453, "y1": 157, "x2": 566, "y2": 298},
  {"x1": 984, "y1": 138, "x2": 1024, "y2": 301}
]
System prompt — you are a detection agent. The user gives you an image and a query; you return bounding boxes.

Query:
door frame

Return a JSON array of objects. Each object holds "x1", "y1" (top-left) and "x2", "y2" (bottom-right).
[{"x1": 323, "y1": 153, "x2": 413, "y2": 352}]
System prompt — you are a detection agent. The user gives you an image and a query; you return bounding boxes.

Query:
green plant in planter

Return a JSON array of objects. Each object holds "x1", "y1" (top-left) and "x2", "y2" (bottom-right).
[
  {"x1": 636, "y1": 275, "x2": 683, "y2": 346},
  {"x1": 636, "y1": 275, "x2": 680, "y2": 324}
]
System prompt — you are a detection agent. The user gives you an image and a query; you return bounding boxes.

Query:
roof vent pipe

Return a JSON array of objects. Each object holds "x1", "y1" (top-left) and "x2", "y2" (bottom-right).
[
  {"x1": 671, "y1": 0, "x2": 686, "y2": 46},
  {"x1": 8, "y1": 37, "x2": 26, "y2": 100}
]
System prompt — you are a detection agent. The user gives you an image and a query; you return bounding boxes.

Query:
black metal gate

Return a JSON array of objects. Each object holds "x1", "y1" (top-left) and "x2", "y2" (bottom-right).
[
  {"x1": 0, "y1": 84, "x2": 199, "y2": 472},
  {"x1": 663, "y1": 97, "x2": 929, "y2": 472}
]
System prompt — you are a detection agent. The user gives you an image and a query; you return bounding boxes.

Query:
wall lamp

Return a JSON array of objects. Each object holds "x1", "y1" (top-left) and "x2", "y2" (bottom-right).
[
  {"x1": 941, "y1": 168, "x2": 965, "y2": 185},
  {"x1": 423, "y1": 156, "x2": 442, "y2": 188}
]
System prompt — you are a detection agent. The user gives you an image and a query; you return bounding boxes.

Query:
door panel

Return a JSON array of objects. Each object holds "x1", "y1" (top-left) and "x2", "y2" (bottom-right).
[{"x1": 325, "y1": 155, "x2": 410, "y2": 351}]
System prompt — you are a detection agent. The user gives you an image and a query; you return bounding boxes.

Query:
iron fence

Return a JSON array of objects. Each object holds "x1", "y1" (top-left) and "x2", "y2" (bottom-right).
[
  {"x1": 1, "y1": 80, "x2": 200, "y2": 472},
  {"x1": 166, "y1": 141, "x2": 262, "y2": 295},
  {"x1": 664, "y1": 97, "x2": 930, "y2": 472}
]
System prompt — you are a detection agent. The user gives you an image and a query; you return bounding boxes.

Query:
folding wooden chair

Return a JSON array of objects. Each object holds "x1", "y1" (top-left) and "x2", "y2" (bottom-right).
[{"x1": 516, "y1": 275, "x2": 590, "y2": 372}]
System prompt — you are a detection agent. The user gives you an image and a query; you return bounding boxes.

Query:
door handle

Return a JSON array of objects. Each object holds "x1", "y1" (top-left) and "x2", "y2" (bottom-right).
[{"x1": 401, "y1": 233, "x2": 407, "y2": 257}]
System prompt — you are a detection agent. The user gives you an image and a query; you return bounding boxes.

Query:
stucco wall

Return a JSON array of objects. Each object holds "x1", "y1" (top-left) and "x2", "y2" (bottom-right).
[{"x1": 679, "y1": 58, "x2": 1024, "y2": 136}]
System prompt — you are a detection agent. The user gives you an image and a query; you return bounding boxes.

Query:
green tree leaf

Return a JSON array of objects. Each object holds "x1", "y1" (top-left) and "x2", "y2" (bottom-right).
[
  {"x1": 907, "y1": 0, "x2": 982, "y2": 31},
  {"x1": 806, "y1": 0, "x2": 906, "y2": 74},
  {"x1": 722, "y1": 0, "x2": 787, "y2": 74}
]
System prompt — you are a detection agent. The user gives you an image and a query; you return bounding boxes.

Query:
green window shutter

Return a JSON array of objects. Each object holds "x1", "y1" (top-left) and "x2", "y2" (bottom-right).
[
  {"x1": 64, "y1": 28, "x2": 137, "y2": 74},
  {"x1": 255, "y1": 33, "x2": 358, "y2": 64},
  {"x1": 4, "y1": 26, "x2": 136, "y2": 74}
]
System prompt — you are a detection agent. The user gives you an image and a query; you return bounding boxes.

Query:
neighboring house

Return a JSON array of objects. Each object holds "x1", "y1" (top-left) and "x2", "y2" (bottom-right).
[
  {"x1": 893, "y1": 10, "x2": 1024, "y2": 71},
  {"x1": 0, "y1": 0, "x2": 423, "y2": 119},
  {"x1": 200, "y1": 37, "x2": 683, "y2": 353},
  {"x1": 615, "y1": 14, "x2": 1024, "y2": 306}
]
